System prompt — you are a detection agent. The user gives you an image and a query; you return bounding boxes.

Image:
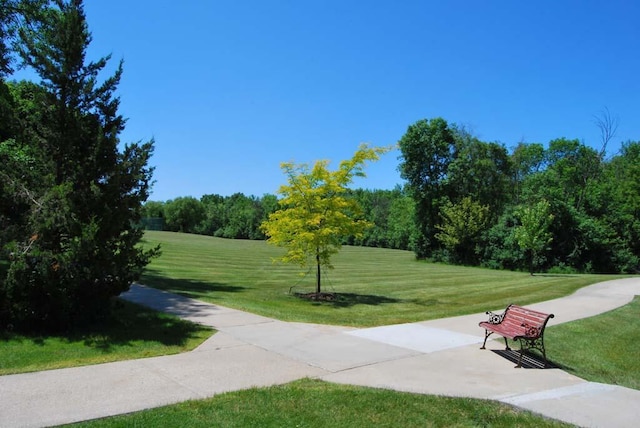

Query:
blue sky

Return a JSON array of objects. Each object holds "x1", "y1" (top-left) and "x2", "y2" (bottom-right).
[{"x1": 53, "y1": 1, "x2": 640, "y2": 200}]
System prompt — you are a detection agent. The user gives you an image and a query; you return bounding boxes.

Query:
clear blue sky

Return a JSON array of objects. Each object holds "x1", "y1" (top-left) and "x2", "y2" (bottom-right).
[{"x1": 68, "y1": 1, "x2": 640, "y2": 200}]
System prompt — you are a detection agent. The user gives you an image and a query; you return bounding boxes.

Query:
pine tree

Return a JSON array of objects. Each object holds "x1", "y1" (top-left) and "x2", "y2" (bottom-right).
[{"x1": 1, "y1": 0, "x2": 158, "y2": 331}]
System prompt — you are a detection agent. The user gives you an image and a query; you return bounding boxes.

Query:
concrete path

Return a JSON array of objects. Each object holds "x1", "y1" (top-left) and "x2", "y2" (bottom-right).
[{"x1": 1, "y1": 278, "x2": 639, "y2": 427}]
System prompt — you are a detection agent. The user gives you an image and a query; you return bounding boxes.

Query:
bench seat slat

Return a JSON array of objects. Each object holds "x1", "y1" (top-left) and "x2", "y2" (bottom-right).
[{"x1": 479, "y1": 322, "x2": 529, "y2": 339}]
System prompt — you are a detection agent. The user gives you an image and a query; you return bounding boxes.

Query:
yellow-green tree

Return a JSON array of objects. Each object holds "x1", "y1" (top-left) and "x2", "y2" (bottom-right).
[
  {"x1": 514, "y1": 200, "x2": 554, "y2": 275},
  {"x1": 261, "y1": 144, "x2": 389, "y2": 295},
  {"x1": 435, "y1": 197, "x2": 489, "y2": 264}
]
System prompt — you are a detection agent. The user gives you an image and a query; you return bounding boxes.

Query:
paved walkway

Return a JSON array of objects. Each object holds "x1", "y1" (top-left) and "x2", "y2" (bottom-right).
[{"x1": 1, "y1": 278, "x2": 639, "y2": 427}]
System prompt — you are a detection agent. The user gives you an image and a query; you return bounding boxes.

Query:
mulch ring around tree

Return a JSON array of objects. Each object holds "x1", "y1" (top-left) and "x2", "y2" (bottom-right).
[{"x1": 295, "y1": 292, "x2": 337, "y2": 302}]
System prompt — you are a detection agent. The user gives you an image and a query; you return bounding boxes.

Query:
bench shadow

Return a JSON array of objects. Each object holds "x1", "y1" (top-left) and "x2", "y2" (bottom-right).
[{"x1": 492, "y1": 349, "x2": 560, "y2": 369}]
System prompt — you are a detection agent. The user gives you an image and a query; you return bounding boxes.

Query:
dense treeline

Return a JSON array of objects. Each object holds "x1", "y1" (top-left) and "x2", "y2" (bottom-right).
[
  {"x1": 147, "y1": 117, "x2": 640, "y2": 274},
  {"x1": 398, "y1": 118, "x2": 640, "y2": 274},
  {"x1": 142, "y1": 188, "x2": 418, "y2": 250},
  {"x1": 143, "y1": 193, "x2": 276, "y2": 240}
]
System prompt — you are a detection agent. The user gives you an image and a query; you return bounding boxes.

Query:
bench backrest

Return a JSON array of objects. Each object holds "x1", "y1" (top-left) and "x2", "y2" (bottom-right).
[{"x1": 503, "y1": 304, "x2": 554, "y2": 337}]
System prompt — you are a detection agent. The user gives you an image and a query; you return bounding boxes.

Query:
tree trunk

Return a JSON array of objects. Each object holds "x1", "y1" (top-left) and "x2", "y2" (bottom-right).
[
  {"x1": 316, "y1": 250, "x2": 321, "y2": 294},
  {"x1": 529, "y1": 250, "x2": 535, "y2": 276}
]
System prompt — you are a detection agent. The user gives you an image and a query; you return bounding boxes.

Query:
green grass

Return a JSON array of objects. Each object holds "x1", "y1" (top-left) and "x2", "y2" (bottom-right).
[
  {"x1": 547, "y1": 296, "x2": 640, "y2": 390},
  {"x1": 141, "y1": 231, "x2": 619, "y2": 327},
  {"x1": 69, "y1": 378, "x2": 570, "y2": 427},
  {"x1": 0, "y1": 299, "x2": 214, "y2": 375}
]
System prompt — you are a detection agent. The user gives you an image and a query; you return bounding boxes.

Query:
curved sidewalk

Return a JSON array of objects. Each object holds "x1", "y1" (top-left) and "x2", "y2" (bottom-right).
[{"x1": 0, "y1": 277, "x2": 638, "y2": 427}]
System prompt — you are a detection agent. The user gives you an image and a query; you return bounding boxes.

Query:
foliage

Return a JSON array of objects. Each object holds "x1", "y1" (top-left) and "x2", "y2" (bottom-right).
[
  {"x1": 216, "y1": 193, "x2": 269, "y2": 240},
  {"x1": 346, "y1": 187, "x2": 417, "y2": 250},
  {"x1": 0, "y1": 0, "x2": 158, "y2": 331},
  {"x1": 435, "y1": 197, "x2": 490, "y2": 265},
  {"x1": 398, "y1": 115, "x2": 640, "y2": 274},
  {"x1": 480, "y1": 207, "x2": 525, "y2": 270},
  {"x1": 164, "y1": 196, "x2": 205, "y2": 233},
  {"x1": 514, "y1": 200, "x2": 554, "y2": 274},
  {"x1": 142, "y1": 193, "x2": 278, "y2": 240},
  {"x1": 0, "y1": 1, "x2": 47, "y2": 77},
  {"x1": 261, "y1": 144, "x2": 389, "y2": 294},
  {"x1": 447, "y1": 127, "x2": 512, "y2": 216},
  {"x1": 398, "y1": 117, "x2": 456, "y2": 258}
]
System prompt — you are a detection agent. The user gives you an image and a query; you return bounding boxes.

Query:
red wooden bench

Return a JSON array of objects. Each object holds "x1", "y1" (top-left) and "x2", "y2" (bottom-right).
[{"x1": 479, "y1": 304, "x2": 554, "y2": 368}]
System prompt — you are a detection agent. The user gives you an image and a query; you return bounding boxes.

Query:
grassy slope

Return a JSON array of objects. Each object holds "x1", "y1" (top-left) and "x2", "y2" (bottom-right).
[
  {"x1": 141, "y1": 231, "x2": 618, "y2": 327},
  {"x1": 71, "y1": 378, "x2": 570, "y2": 428}
]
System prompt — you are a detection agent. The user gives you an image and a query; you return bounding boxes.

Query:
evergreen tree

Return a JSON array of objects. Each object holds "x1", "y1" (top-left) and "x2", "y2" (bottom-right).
[{"x1": 1, "y1": 0, "x2": 158, "y2": 331}]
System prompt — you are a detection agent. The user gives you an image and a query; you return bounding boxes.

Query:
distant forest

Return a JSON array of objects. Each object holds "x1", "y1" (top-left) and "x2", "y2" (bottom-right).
[{"x1": 143, "y1": 117, "x2": 639, "y2": 275}]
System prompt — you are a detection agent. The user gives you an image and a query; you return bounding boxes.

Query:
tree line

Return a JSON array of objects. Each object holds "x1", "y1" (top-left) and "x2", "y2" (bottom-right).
[
  {"x1": 398, "y1": 117, "x2": 639, "y2": 274},
  {"x1": 145, "y1": 116, "x2": 639, "y2": 275},
  {"x1": 142, "y1": 187, "x2": 418, "y2": 251}
]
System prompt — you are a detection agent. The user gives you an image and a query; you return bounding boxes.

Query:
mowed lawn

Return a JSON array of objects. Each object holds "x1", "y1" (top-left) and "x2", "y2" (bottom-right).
[
  {"x1": 70, "y1": 378, "x2": 571, "y2": 428},
  {"x1": 141, "y1": 231, "x2": 618, "y2": 327}
]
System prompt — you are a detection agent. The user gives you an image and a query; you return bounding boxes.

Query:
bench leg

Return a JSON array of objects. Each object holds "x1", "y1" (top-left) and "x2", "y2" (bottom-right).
[
  {"x1": 516, "y1": 349, "x2": 524, "y2": 368},
  {"x1": 541, "y1": 339, "x2": 549, "y2": 368},
  {"x1": 480, "y1": 330, "x2": 492, "y2": 349},
  {"x1": 504, "y1": 336, "x2": 511, "y2": 351}
]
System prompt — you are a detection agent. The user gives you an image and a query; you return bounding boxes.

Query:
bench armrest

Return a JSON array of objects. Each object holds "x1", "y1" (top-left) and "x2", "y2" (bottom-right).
[
  {"x1": 521, "y1": 323, "x2": 541, "y2": 337},
  {"x1": 485, "y1": 310, "x2": 506, "y2": 325}
]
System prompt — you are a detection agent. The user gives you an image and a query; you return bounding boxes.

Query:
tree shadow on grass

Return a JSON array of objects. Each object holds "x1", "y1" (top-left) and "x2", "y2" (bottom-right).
[
  {"x1": 82, "y1": 299, "x2": 213, "y2": 350},
  {"x1": 141, "y1": 271, "x2": 248, "y2": 297},
  {"x1": 532, "y1": 273, "x2": 579, "y2": 278},
  {"x1": 1, "y1": 299, "x2": 212, "y2": 353},
  {"x1": 296, "y1": 292, "x2": 402, "y2": 308}
]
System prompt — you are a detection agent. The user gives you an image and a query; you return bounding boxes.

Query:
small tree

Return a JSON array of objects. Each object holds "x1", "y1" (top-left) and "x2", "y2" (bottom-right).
[
  {"x1": 514, "y1": 200, "x2": 554, "y2": 275},
  {"x1": 435, "y1": 197, "x2": 489, "y2": 265},
  {"x1": 261, "y1": 144, "x2": 388, "y2": 295}
]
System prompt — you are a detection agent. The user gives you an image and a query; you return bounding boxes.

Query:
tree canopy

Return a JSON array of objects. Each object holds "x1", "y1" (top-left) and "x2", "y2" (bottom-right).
[
  {"x1": 514, "y1": 200, "x2": 554, "y2": 275},
  {"x1": 399, "y1": 116, "x2": 639, "y2": 274}
]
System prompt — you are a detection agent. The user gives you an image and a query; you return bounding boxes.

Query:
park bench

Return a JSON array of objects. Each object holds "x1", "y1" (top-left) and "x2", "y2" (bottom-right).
[{"x1": 479, "y1": 304, "x2": 554, "y2": 368}]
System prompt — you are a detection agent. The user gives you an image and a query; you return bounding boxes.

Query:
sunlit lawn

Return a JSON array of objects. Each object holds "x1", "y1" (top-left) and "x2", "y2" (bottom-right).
[
  {"x1": 141, "y1": 231, "x2": 619, "y2": 327},
  {"x1": 548, "y1": 296, "x2": 640, "y2": 390},
  {"x1": 69, "y1": 378, "x2": 571, "y2": 428}
]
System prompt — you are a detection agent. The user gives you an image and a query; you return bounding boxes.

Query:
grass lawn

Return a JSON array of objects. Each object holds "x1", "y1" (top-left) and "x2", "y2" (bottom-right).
[
  {"x1": 141, "y1": 231, "x2": 620, "y2": 327},
  {"x1": 0, "y1": 299, "x2": 214, "y2": 375},
  {"x1": 69, "y1": 378, "x2": 571, "y2": 428},
  {"x1": 547, "y1": 296, "x2": 640, "y2": 390}
]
